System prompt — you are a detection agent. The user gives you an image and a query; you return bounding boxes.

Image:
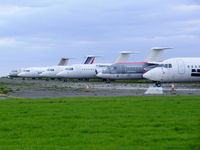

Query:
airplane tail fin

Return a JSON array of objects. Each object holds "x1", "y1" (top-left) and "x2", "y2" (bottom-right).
[
  {"x1": 145, "y1": 47, "x2": 172, "y2": 62},
  {"x1": 114, "y1": 51, "x2": 137, "y2": 63},
  {"x1": 58, "y1": 58, "x2": 69, "y2": 66},
  {"x1": 83, "y1": 55, "x2": 98, "y2": 64}
]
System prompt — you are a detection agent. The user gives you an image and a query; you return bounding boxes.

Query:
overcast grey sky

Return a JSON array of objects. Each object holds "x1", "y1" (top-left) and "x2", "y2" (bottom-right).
[{"x1": 0, "y1": 0, "x2": 200, "y2": 76}]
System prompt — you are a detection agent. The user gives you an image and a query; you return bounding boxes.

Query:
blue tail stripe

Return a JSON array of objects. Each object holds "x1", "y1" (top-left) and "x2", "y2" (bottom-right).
[{"x1": 84, "y1": 57, "x2": 92, "y2": 64}]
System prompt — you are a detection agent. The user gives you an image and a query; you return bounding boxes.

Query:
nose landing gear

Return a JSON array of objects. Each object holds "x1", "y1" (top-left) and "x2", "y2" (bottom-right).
[
  {"x1": 95, "y1": 69, "x2": 98, "y2": 75},
  {"x1": 155, "y1": 81, "x2": 161, "y2": 87}
]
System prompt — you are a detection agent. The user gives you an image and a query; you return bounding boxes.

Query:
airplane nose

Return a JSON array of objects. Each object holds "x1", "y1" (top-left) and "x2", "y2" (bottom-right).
[
  {"x1": 40, "y1": 73, "x2": 44, "y2": 77},
  {"x1": 96, "y1": 72, "x2": 103, "y2": 78},
  {"x1": 56, "y1": 71, "x2": 66, "y2": 77},
  {"x1": 143, "y1": 68, "x2": 163, "y2": 81},
  {"x1": 40, "y1": 72, "x2": 48, "y2": 77},
  {"x1": 95, "y1": 69, "x2": 98, "y2": 75},
  {"x1": 143, "y1": 71, "x2": 152, "y2": 80},
  {"x1": 18, "y1": 73, "x2": 26, "y2": 77}
]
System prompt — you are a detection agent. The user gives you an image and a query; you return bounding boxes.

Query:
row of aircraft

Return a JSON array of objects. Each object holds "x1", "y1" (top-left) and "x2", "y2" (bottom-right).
[
  {"x1": 9, "y1": 47, "x2": 200, "y2": 84},
  {"x1": 9, "y1": 51, "x2": 135, "y2": 78}
]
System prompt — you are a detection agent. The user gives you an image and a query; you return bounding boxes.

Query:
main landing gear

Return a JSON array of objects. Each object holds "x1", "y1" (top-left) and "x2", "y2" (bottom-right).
[{"x1": 155, "y1": 81, "x2": 162, "y2": 87}]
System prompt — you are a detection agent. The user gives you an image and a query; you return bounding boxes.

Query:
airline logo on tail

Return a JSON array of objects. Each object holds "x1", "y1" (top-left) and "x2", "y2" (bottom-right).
[{"x1": 84, "y1": 56, "x2": 95, "y2": 64}]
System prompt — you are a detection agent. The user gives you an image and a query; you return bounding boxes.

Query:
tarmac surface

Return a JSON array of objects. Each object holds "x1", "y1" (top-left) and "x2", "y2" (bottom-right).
[{"x1": 1, "y1": 78, "x2": 200, "y2": 98}]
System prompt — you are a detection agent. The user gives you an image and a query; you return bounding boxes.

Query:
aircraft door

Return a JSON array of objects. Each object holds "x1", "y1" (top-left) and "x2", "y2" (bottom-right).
[
  {"x1": 177, "y1": 59, "x2": 185, "y2": 74},
  {"x1": 162, "y1": 64, "x2": 174, "y2": 82},
  {"x1": 119, "y1": 65, "x2": 125, "y2": 73}
]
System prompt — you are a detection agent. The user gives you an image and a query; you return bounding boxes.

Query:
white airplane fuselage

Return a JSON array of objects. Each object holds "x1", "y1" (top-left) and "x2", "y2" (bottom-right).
[
  {"x1": 57, "y1": 64, "x2": 110, "y2": 79},
  {"x1": 11, "y1": 57, "x2": 69, "y2": 78},
  {"x1": 143, "y1": 58, "x2": 200, "y2": 82},
  {"x1": 40, "y1": 66, "x2": 66, "y2": 78},
  {"x1": 18, "y1": 67, "x2": 47, "y2": 78},
  {"x1": 40, "y1": 59, "x2": 104, "y2": 78}
]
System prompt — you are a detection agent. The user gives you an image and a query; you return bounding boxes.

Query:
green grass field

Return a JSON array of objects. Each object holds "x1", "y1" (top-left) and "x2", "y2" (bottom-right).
[{"x1": 0, "y1": 96, "x2": 199, "y2": 150}]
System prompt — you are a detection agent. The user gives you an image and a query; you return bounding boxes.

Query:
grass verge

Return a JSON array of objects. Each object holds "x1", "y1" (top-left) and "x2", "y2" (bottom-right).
[{"x1": 0, "y1": 96, "x2": 199, "y2": 150}]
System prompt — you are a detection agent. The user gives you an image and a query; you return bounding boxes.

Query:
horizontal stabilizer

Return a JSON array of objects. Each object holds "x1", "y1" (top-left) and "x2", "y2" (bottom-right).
[{"x1": 145, "y1": 47, "x2": 172, "y2": 62}]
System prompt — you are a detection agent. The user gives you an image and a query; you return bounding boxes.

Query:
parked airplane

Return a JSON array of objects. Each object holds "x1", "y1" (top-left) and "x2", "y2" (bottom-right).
[
  {"x1": 40, "y1": 55, "x2": 98, "y2": 78},
  {"x1": 9, "y1": 58, "x2": 69, "y2": 78},
  {"x1": 56, "y1": 51, "x2": 134, "y2": 79},
  {"x1": 9, "y1": 68, "x2": 25, "y2": 78},
  {"x1": 143, "y1": 57, "x2": 200, "y2": 83},
  {"x1": 96, "y1": 47, "x2": 171, "y2": 80},
  {"x1": 17, "y1": 58, "x2": 69, "y2": 78}
]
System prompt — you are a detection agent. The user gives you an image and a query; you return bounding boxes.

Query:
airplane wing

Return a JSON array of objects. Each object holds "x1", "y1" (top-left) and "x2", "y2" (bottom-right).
[
  {"x1": 145, "y1": 47, "x2": 172, "y2": 62},
  {"x1": 147, "y1": 61, "x2": 162, "y2": 64}
]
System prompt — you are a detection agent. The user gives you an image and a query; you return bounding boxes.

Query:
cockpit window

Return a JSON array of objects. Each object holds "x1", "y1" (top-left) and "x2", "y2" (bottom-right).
[
  {"x1": 65, "y1": 68, "x2": 74, "y2": 71},
  {"x1": 106, "y1": 66, "x2": 114, "y2": 71},
  {"x1": 96, "y1": 65, "x2": 109, "y2": 67},
  {"x1": 158, "y1": 64, "x2": 172, "y2": 68},
  {"x1": 24, "y1": 70, "x2": 30, "y2": 72},
  {"x1": 47, "y1": 69, "x2": 54, "y2": 72},
  {"x1": 38, "y1": 72, "x2": 43, "y2": 74}
]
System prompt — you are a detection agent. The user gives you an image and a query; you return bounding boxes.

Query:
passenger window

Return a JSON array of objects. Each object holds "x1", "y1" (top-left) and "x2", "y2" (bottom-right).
[
  {"x1": 65, "y1": 68, "x2": 73, "y2": 71},
  {"x1": 50, "y1": 69, "x2": 54, "y2": 71},
  {"x1": 197, "y1": 69, "x2": 200, "y2": 73},
  {"x1": 167, "y1": 64, "x2": 170, "y2": 68},
  {"x1": 169, "y1": 64, "x2": 172, "y2": 68},
  {"x1": 192, "y1": 69, "x2": 196, "y2": 72},
  {"x1": 160, "y1": 64, "x2": 163, "y2": 67}
]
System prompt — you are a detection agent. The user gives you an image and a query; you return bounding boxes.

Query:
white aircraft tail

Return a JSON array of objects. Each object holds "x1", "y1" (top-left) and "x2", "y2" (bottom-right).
[
  {"x1": 83, "y1": 55, "x2": 99, "y2": 64},
  {"x1": 114, "y1": 51, "x2": 137, "y2": 63},
  {"x1": 58, "y1": 58, "x2": 69, "y2": 66},
  {"x1": 145, "y1": 47, "x2": 172, "y2": 62}
]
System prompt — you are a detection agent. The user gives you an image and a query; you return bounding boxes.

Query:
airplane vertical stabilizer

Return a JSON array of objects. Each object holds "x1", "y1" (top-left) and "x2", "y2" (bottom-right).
[
  {"x1": 114, "y1": 51, "x2": 135, "y2": 63},
  {"x1": 145, "y1": 47, "x2": 172, "y2": 62},
  {"x1": 58, "y1": 58, "x2": 69, "y2": 66},
  {"x1": 83, "y1": 55, "x2": 97, "y2": 64}
]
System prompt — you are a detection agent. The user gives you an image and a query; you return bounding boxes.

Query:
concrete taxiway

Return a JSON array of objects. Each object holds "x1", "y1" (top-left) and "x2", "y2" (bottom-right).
[{"x1": 0, "y1": 78, "x2": 200, "y2": 98}]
